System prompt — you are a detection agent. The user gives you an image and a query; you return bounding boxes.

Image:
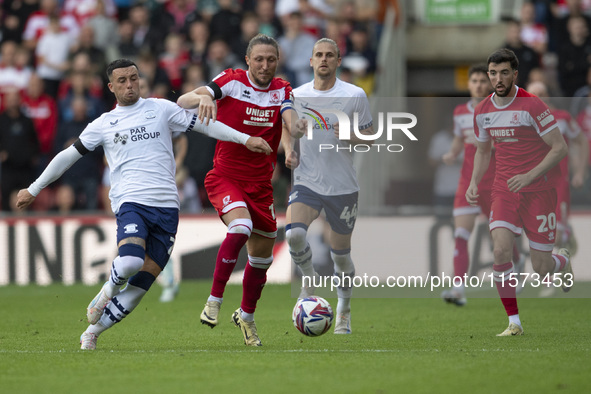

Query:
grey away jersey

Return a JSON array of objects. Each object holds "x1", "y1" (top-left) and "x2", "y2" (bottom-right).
[
  {"x1": 293, "y1": 79, "x2": 372, "y2": 195},
  {"x1": 79, "y1": 98, "x2": 196, "y2": 213}
]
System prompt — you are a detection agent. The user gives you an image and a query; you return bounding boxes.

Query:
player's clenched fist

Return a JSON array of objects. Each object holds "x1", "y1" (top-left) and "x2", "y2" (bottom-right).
[
  {"x1": 246, "y1": 137, "x2": 272, "y2": 155},
  {"x1": 16, "y1": 189, "x2": 35, "y2": 210}
]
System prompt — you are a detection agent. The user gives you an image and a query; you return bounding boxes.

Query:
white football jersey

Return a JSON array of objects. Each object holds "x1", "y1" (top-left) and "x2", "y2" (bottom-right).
[
  {"x1": 292, "y1": 78, "x2": 373, "y2": 195},
  {"x1": 79, "y1": 98, "x2": 197, "y2": 213}
]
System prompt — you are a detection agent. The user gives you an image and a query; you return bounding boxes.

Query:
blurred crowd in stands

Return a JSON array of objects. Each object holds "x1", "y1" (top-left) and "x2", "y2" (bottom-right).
[
  {"x1": 1, "y1": 0, "x2": 590, "y2": 215},
  {"x1": 0, "y1": 0, "x2": 388, "y2": 214}
]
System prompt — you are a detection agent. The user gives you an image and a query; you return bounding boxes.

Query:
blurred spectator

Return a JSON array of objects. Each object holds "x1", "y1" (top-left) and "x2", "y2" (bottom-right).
[
  {"x1": 58, "y1": 70, "x2": 105, "y2": 123},
  {"x1": 159, "y1": 33, "x2": 190, "y2": 95},
  {"x1": 549, "y1": 0, "x2": 591, "y2": 52},
  {"x1": 186, "y1": 20, "x2": 209, "y2": 65},
  {"x1": 22, "y1": 0, "x2": 80, "y2": 51},
  {"x1": 69, "y1": 24, "x2": 107, "y2": 78},
  {"x1": 107, "y1": 19, "x2": 140, "y2": 62},
  {"x1": 52, "y1": 96, "x2": 104, "y2": 212},
  {"x1": 503, "y1": 19, "x2": 540, "y2": 86},
  {"x1": 209, "y1": 0, "x2": 242, "y2": 45},
  {"x1": 298, "y1": 0, "x2": 335, "y2": 37},
  {"x1": 35, "y1": 14, "x2": 74, "y2": 97},
  {"x1": 166, "y1": 0, "x2": 197, "y2": 33},
  {"x1": 342, "y1": 23, "x2": 377, "y2": 95},
  {"x1": 278, "y1": 11, "x2": 316, "y2": 87},
  {"x1": 1, "y1": 0, "x2": 38, "y2": 43},
  {"x1": 0, "y1": 89, "x2": 39, "y2": 211},
  {"x1": 558, "y1": 15, "x2": 591, "y2": 96},
  {"x1": 63, "y1": 0, "x2": 117, "y2": 26},
  {"x1": 325, "y1": 17, "x2": 348, "y2": 57},
  {"x1": 203, "y1": 38, "x2": 244, "y2": 82},
  {"x1": 520, "y1": 1, "x2": 549, "y2": 55},
  {"x1": 21, "y1": 74, "x2": 58, "y2": 171},
  {"x1": 128, "y1": 3, "x2": 168, "y2": 55},
  {"x1": 256, "y1": 0, "x2": 283, "y2": 38},
  {"x1": 86, "y1": 0, "x2": 120, "y2": 52},
  {"x1": 113, "y1": 0, "x2": 133, "y2": 21},
  {"x1": 231, "y1": 12, "x2": 260, "y2": 62},
  {"x1": 136, "y1": 51, "x2": 171, "y2": 99},
  {"x1": 0, "y1": 41, "x2": 32, "y2": 101},
  {"x1": 183, "y1": 63, "x2": 206, "y2": 88}
]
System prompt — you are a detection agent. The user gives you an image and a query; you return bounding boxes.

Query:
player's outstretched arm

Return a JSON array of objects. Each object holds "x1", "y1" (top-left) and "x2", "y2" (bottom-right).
[
  {"x1": 192, "y1": 120, "x2": 271, "y2": 155},
  {"x1": 16, "y1": 145, "x2": 83, "y2": 210},
  {"x1": 177, "y1": 87, "x2": 217, "y2": 125}
]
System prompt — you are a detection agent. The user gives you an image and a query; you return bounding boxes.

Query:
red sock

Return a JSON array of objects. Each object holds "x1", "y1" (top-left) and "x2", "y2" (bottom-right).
[
  {"x1": 493, "y1": 262, "x2": 518, "y2": 316},
  {"x1": 241, "y1": 262, "x2": 268, "y2": 314},
  {"x1": 512, "y1": 243, "x2": 520, "y2": 263},
  {"x1": 210, "y1": 233, "x2": 249, "y2": 298},
  {"x1": 453, "y1": 237, "x2": 469, "y2": 282}
]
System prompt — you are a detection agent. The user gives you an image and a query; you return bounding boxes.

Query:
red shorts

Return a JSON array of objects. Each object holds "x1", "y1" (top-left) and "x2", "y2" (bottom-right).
[
  {"x1": 555, "y1": 178, "x2": 570, "y2": 232},
  {"x1": 205, "y1": 170, "x2": 277, "y2": 238},
  {"x1": 453, "y1": 176, "x2": 492, "y2": 217},
  {"x1": 489, "y1": 188, "x2": 557, "y2": 251}
]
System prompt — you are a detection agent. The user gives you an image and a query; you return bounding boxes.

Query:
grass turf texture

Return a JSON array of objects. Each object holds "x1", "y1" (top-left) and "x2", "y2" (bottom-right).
[{"x1": 0, "y1": 282, "x2": 589, "y2": 394}]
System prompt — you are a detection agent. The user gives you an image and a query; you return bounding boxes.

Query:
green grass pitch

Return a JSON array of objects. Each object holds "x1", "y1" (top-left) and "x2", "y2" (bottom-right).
[{"x1": 1, "y1": 282, "x2": 590, "y2": 394}]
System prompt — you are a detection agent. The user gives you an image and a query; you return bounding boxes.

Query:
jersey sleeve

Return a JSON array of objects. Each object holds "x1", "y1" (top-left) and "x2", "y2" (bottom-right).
[
  {"x1": 78, "y1": 117, "x2": 105, "y2": 151},
  {"x1": 156, "y1": 98, "x2": 198, "y2": 134},
  {"x1": 355, "y1": 91, "x2": 373, "y2": 130},
  {"x1": 528, "y1": 97, "x2": 557, "y2": 137},
  {"x1": 281, "y1": 85, "x2": 294, "y2": 114},
  {"x1": 208, "y1": 68, "x2": 237, "y2": 100},
  {"x1": 473, "y1": 113, "x2": 490, "y2": 142}
]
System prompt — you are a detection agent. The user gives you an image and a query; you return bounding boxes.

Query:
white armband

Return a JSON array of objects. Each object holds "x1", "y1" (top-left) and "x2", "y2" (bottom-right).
[
  {"x1": 192, "y1": 118, "x2": 249, "y2": 145},
  {"x1": 28, "y1": 145, "x2": 83, "y2": 196}
]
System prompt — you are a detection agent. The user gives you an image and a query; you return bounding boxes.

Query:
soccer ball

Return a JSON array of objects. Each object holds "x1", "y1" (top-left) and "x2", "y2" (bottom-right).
[{"x1": 292, "y1": 296, "x2": 334, "y2": 336}]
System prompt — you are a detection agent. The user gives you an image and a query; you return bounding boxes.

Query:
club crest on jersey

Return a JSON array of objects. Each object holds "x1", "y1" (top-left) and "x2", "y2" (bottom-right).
[
  {"x1": 510, "y1": 112, "x2": 520, "y2": 125},
  {"x1": 269, "y1": 90, "x2": 281, "y2": 104},
  {"x1": 144, "y1": 110, "x2": 156, "y2": 119},
  {"x1": 113, "y1": 132, "x2": 128, "y2": 144},
  {"x1": 223, "y1": 195, "x2": 232, "y2": 207},
  {"x1": 124, "y1": 223, "x2": 139, "y2": 234}
]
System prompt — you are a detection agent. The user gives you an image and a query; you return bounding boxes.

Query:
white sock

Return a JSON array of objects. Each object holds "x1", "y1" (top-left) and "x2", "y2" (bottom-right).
[
  {"x1": 106, "y1": 255, "x2": 144, "y2": 298},
  {"x1": 98, "y1": 284, "x2": 147, "y2": 329},
  {"x1": 241, "y1": 309, "x2": 254, "y2": 322},
  {"x1": 337, "y1": 297, "x2": 351, "y2": 315},
  {"x1": 509, "y1": 314, "x2": 521, "y2": 327},
  {"x1": 86, "y1": 321, "x2": 108, "y2": 336},
  {"x1": 207, "y1": 295, "x2": 223, "y2": 303}
]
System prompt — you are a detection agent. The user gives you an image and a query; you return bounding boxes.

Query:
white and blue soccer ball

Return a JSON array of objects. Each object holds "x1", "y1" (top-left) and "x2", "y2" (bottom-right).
[{"x1": 292, "y1": 296, "x2": 334, "y2": 337}]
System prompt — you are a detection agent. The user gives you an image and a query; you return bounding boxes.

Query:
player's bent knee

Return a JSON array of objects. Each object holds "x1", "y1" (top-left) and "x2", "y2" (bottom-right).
[
  {"x1": 228, "y1": 218, "x2": 253, "y2": 237},
  {"x1": 285, "y1": 223, "x2": 308, "y2": 250},
  {"x1": 117, "y1": 243, "x2": 146, "y2": 277},
  {"x1": 248, "y1": 255, "x2": 273, "y2": 269}
]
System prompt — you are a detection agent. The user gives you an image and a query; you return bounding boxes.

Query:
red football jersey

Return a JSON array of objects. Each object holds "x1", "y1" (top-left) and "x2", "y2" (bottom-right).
[
  {"x1": 453, "y1": 101, "x2": 495, "y2": 186},
  {"x1": 474, "y1": 87, "x2": 559, "y2": 192},
  {"x1": 208, "y1": 68, "x2": 292, "y2": 182}
]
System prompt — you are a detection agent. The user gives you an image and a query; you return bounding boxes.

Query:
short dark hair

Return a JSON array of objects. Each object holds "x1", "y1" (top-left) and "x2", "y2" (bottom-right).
[
  {"x1": 487, "y1": 48, "x2": 519, "y2": 71},
  {"x1": 246, "y1": 34, "x2": 279, "y2": 57},
  {"x1": 106, "y1": 59, "x2": 138, "y2": 80},
  {"x1": 468, "y1": 63, "x2": 488, "y2": 77}
]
